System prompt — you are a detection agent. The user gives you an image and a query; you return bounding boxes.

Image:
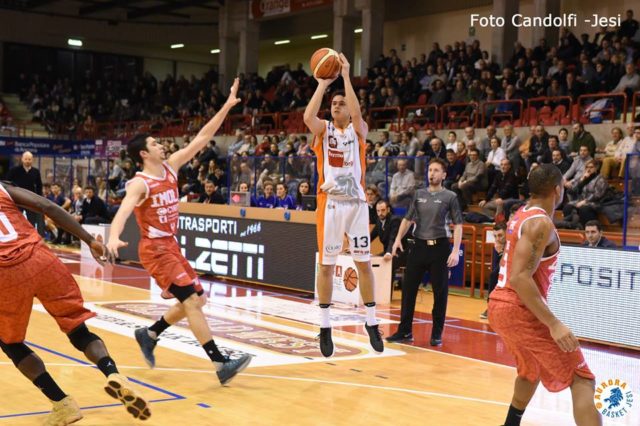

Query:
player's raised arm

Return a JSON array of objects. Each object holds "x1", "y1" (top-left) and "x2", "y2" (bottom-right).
[
  {"x1": 338, "y1": 53, "x2": 367, "y2": 139},
  {"x1": 106, "y1": 178, "x2": 146, "y2": 261},
  {"x1": 167, "y1": 78, "x2": 241, "y2": 171},
  {"x1": 303, "y1": 76, "x2": 335, "y2": 137},
  {"x1": 1, "y1": 181, "x2": 107, "y2": 265},
  {"x1": 510, "y1": 217, "x2": 579, "y2": 352}
]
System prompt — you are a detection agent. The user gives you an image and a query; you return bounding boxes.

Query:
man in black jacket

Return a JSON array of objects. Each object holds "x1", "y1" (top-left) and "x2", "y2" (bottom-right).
[
  {"x1": 370, "y1": 199, "x2": 407, "y2": 288},
  {"x1": 478, "y1": 159, "x2": 519, "y2": 219},
  {"x1": 80, "y1": 186, "x2": 109, "y2": 224},
  {"x1": 198, "y1": 180, "x2": 225, "y2": 204},
  {"x1": 7, "y1": 151, "x2": 45, "y2": 235}
]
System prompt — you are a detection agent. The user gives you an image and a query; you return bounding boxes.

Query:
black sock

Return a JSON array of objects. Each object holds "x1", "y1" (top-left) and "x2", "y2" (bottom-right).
[
  {"x1": 364, "y1": 302, "x2": 376, "y2": 307},
  {"x1": 202, "y1": 340, "x2": 226, "y2": 363},
  {"x1": 33, "y1": 373, "x2": 66, "y2": 402},
  {"x1": 504, "y1": 404, "x2": 526, "y2": 426},
  {"x1": 149, "y1": 317, "x2": 171, "y2": 338},
  {"x1": 96, "y1": 356, "x2": 119, "y2": 377}
]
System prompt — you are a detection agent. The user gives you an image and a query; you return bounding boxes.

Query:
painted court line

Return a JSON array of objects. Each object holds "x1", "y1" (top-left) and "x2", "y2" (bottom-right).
[{"x1": 0, "y1": 341, "x2": 185, "y2": 421}]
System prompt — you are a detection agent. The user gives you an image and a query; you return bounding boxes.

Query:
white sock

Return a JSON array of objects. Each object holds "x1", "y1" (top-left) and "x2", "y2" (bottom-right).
[
  {"x1": 365, "y1": 304, "x2": 378, "y2": 326},
  {"x1": 319, "y1": 305, "x2": 331, "y2": 328}
]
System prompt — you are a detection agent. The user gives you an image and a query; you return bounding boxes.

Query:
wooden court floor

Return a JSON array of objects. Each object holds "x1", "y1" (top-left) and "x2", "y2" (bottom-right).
[{"x1": 0, "y1": 250, "x2": 638, "y2": 426}]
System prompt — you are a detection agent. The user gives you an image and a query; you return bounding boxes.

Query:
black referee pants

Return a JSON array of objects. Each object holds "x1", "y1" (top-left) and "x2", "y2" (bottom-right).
[{"x1": 398, "y1": 238, "x2": 450, "y2": 339}]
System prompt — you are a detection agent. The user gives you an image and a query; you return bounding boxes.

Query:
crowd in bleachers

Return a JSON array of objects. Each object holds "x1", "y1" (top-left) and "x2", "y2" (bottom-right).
[
  {"x1": 5, "y1": 9, "x2": 640, "y2": 234},
  {"x1": 11, "y1": 9, "x2": 640, "y2": 138}
]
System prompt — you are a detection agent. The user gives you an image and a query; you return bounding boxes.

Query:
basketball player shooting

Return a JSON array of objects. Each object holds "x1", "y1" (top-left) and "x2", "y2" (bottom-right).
[
  {"x1": 106, "y1": 78, "x2": 253, "y2": 386},
  {"x1": 488, "y1": 164, "x2": 601, "y2": 426},
  {"x1": 303, "y1": 52, "x2": 384, "y2": 357}
]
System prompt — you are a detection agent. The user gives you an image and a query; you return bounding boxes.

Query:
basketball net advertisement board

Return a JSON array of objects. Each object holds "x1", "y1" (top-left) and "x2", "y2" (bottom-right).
[
  {"x1": 547, "y1": 245, "x2": 640, "y2": 349},
  {"x1": 314, "y1": 253, "x2": 392, "y2": 306}
]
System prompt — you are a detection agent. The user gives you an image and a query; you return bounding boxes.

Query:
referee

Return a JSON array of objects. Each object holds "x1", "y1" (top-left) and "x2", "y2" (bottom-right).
[{"x1": 386, "y1": 157, "x2": 463, "y2": 346}]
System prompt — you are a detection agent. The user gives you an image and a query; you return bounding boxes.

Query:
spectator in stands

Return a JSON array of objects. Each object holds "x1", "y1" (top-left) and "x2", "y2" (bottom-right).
[
  {"x1": 389, "y1": 159, "x2": 415, "y2": 209},
  {"x1": 275, "y1": 182, "x2": 296, "y2": 209},
  {"x1": 613, "y1": 63, "x2": 640, "y2": 96},
  {"x1": 479, "y1": 125, "x2": 496, "y2": 157},
  {"x1": 485, "y1": 136, "x2": 506, "y2": 173},
  {"x1": 557, "y1": 127, "x2": 571, "y2": 152},
  {"x1": 425, "y1": 137, "x2": 446, "y2": 160},
  {"x1": 539, "y1": 135, "x2": 563, "y2": 164},
  {"x1": 198, "y1": 180, "x2": 225, "y2": 204},
  {"x1": 452, "y1": 148, "x2": 486, "y2": 210},
  {"x1": 600, "y1": 127, "x2": 625, "y2": 178},
  {"x1": 366, "y1": 184, "x2": 382, "y2": 224},
  {"x1": 478, "y1": 159, "x2": 518, "y2": 219},
  {"x1": 446, "y1": 131, "x2": 458, "y2": 151},
  {"x1": 526, "y1": 125, "x2": 550, "y2": 167},
  {"x1": 564, "y1": 145, "x2": 593, "y2": 192},
  {"x1": 462, "y1": 126, "x2": 480, "y2": 149},
  {"x1": 570, "y1": 123, "x2": 596, "y2": 157},
  {"x1": 370, "y1": 199, "x2": 407, "y2": 288},
  {"x1": 295, "y1": 180, "x2": 311, "y2": 210},
  {"x1": 500, "y1": 125, "x2": 521, "y2": 170},
  {"x1": 479, "y1": 221, "x2": 507, "y2": 319},
  {"x1": 255, "y1": 181, "x2": 277, "y2": 208},
  {"x1": 297, "y1": 135, "x2": 310, "y2": 156},
  {"x1": 444, "y1": 149, "x2": 464, "y2": 190},
  {"x1": 561, "y1": 160, "x2": 608, "y2": 227},
  {"x1": 429, "y1": 79, "x2": 448, "y2": 107},
  {"x1": 551, "y1": 149, "x2": 572, "y2": 174},
  {"x1": 43, "y1": 182, "x2": 71, "y2": 241},
  {"x1": 583, "y1": 220, "x2": 617, "y2": 248},
  {"x1": 80, "y1": 185, "x2": 109, "y2": 224}
]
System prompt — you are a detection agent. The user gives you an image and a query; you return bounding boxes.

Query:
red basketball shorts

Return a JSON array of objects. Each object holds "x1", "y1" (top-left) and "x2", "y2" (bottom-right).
[
  {"x1": 488, "y1": 299, "x2": 595, "y2": 392},
  {"x1": 138, "y1": 237, "x2": 202, "y2": 297},
  {"x1": 0, "y1": 244, "x2": 95, "y2": 343}
]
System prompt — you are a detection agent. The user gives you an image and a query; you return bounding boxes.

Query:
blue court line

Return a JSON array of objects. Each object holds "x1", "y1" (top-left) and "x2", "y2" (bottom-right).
[
  {"x1": 0, "y1": 341, "x2": 185, "y2": 420},
  {"x1": 197, "y1": 403, "x2": 211, "y2": 408}
]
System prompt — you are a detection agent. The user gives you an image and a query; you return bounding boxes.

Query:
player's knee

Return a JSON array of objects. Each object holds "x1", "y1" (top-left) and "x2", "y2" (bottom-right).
[
  {"x1": 169, "y1": 283, "x2": 198, "y2": 304},
  {"x1": 181, "y1": 292, "x2": 202, "y2": 310},
  {"x1": 67, "y1": 323, "x2": 101, "y2": 352},
  {"x1": 0, "y1": 340, "x2": 34, "y2": 367}
]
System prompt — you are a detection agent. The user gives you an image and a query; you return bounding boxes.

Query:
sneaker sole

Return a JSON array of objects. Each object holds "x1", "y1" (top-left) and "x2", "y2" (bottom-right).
[
  {"x1": 104, "y1": 378, "x2": 151, "y2": 421},
  {"x1": 218, "y1": 356, "x2": 253, "y2": 385},
  {"x1": 134, "y1": 330, "x2": 156, "y2": 369},
  {"x1": 363, "y1": 325, "x2": 384, "y2": 354}
]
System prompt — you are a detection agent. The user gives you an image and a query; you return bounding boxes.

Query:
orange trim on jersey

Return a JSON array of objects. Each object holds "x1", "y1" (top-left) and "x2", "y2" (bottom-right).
[
  {"x1": 316, "y1": 193, "x2": 328, "y2": 264},
  {"x1": 358, "y1": 135, "x2": 366, "y2": 189},
  {"x1": 311, "y1": 124, "x2": 326, "y2": 193}
]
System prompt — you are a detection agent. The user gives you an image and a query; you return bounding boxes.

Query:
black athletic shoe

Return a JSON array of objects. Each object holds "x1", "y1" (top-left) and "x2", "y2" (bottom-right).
[
  {"x1": 385, "y1": 331, "x2": 413, "y2": 343},
  {"x1": 318, "y1": 327, "x2": 335, "y2": 357},
  {"x1": 216, "y1": 354, "x2": 252, "y2": 385},
  {"x1": 364, "y1": 323, "x2": 384, "y2": 353},
  {"x1": 430, "y1": 338, "x2": 443, "y2": 347},
  {"x1": 134, "y1": 327, "x2": 157, "y2": 368}
]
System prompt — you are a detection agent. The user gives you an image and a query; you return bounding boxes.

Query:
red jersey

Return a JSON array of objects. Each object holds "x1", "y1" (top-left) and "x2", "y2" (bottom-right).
[
  {"x1": 129, "y1": 162, "x2": 180, "y2": 240},
  {"x1": 491, "y1": 205, "x2": 560, "y2": 305},
  {"x1": 0, "y1": 184, "x2": 43, "y2": 265}
]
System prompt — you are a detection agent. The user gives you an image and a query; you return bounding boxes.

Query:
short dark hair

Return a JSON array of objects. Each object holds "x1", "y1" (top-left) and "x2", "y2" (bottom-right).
[
  {"x1": 128, "y1": 133, "x2": 151, "y2": 165},
  {"x1": 585, "y1": 220, "x2": 602, "y2": 231},
  {"x1": 528, "y1": 163, "x2": 563, "y2": 196},
  {"x1": 330, "y1": 90, "x2": 346, "y2": 101},
  {"x1": 469, "y1": 148, "x2": 480, "y2": 155},
  {"x1": 375, "y1": 199, "x2": 390, "y2": 209},
  {"x1": 493, "y1": 222, "x2": 507, "y2": 231},
  {"x1": 429, "y1": 157, "x2": 447, "y2": 172},
  {"x1": 446, "y1": 149, "x2": 456, "y2": 155},
  {"x1": 84, "y1": 185, "x2": 96, "y2": 192}
]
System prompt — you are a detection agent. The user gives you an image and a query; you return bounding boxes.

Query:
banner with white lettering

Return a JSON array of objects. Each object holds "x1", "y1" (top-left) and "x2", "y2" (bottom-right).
[{"x1": 548, "y1": 246, "x2": 640, "y2": 348}]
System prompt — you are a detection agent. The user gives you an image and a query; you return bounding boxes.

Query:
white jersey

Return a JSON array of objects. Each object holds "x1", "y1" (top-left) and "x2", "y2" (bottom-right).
[{"x1": 311, "y1": 120, "x2": 366, "y2": 202}]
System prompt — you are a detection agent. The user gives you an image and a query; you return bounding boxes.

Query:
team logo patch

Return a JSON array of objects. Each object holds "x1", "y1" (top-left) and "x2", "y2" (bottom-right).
[
  {"x1": 328, "y1": 149, "x2": 344, "y2": 167},
  {"x1": 328, "y1": 135, "x2": 338, "y2": 149},
  {"x1": 594, "y1": 378, "x2": 634, "y2": 419}
]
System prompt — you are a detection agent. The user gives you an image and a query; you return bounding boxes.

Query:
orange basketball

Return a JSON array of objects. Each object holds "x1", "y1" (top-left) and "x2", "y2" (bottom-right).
[
  {"x1": 310, "y1": 48, "x2": 341, "y2": 79},
  {"x1": 343, "y1": 267, "x2": 358, "y2": 292}
]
